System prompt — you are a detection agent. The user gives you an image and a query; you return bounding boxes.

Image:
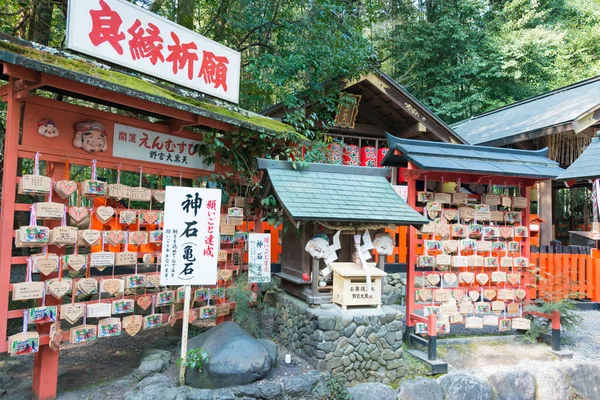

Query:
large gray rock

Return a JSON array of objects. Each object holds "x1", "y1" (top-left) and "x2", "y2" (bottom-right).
[
  {"x1": 398, "y1": 378, "x2": 444, "y2": 400},
  {"x1": 133, "y1": 358, "x2": 168, "y2": 381},
  {"x1": 185, "y1": 322, "x2": 272, "y2": 389},
  {"x1": 348, "y1": 383, "x2": 396, "y2": 400},
  {"x1": 258, "y1": 339, "x2": 278, "y2": 366},
  {"x1": 560, "y1": 362, "x2": 600, "y2": 400},
  {"x1": 439, "y1": 374, "x2": 493, "y2": 400},
  {"x1": 283, "y1": 370, "x2": 326, "y2": 396},
  {"x1": 487, "y1": 370, "x2": 536, "y2": 400},
  {"x1": 186, "y1": 388, "x2": 213, "y2": 400},
  {"x1": 532, "y1": 366, "x2": 569, "y2": 400}
]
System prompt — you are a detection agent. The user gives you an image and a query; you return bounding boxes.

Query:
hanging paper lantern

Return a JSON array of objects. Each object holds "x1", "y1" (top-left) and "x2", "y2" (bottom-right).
[
  {"x1": 360, "y1": 146, "x2": 377, "y2": 167},
  {"x1": 377, "y1": 147, "x2": 390, "y2": 167},
  {"x1": 328, "y1": 143, "x2": 343, "y2": 165},
  {"x1": 343, "y1": 145, "x2": 359, "y2": 166}
]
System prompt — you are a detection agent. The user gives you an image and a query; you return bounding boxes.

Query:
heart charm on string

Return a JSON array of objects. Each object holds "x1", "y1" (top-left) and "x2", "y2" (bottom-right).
[
  {"x1": 459, "y1": 272, "x2": 475, "y2": 284},
  {"x1": 47, "y1": 279, "x2": 72, "y2": 299},
  {"x1": 218, "y1": 269, "x2": 233, "y2": 282},
  {"x1": 55, "y1": 180, "x2": 78, "y2": 199},
  {"x1": 123, "y1": 315, "x2": 142, "y2": 337},
  {"x1": 426, "y1": 274, "x2": 441, "y2": 286},
  {"x1": 79, "y1": 229, "x2": 101, "y2": 246},
  {"x1": 141, "y1": 211, "x2": 159, "y2": 225},
  {"x1": 119, "y1": 210, "x2": 137, "y2": 225},
  {"x1": 468, "y1": 291, "x2": 480, "y2": 302},
  {"x1": 137, "y1": 296, "x2": 152, "y2": 310},
  {"x1": 416, "y1": 289, "x2": 432, "y2": 302},
  {"x1": 515, "y1": 289, "x2": 527, "y2": 300},
  {"x1": 129, "y1": 231, "x2": 148, "y2": 246},
  {"x1": 96, "y1": 206, "x2": 115, "y2": 224},
  {"x1": 444, "y1": 210, "x2": 458, "y2": 221},
  {"x1": 443, "y1": 273, "x2": 457, "y2": 286},
  {"x1": 153, "y1": 190, "x2": 166, "y2": 204},
  {"x1": 499, "y1": 227, "x2": 514, "y2": 239},
  {"x1": 69, "y1": 207, "x2": 89, "y2": 223},
  {"x1": 65, "y1": 254, "x2": 87, "y2": 272},
  {"x1": 483, "y1": 289, "x2": 497, "y2": 301},
  {"x1": 452, "y1": 290, "x2": 464, "y2": 302},
  {"x1": 147, "y1": 275, "x2": 161, "y2": 288},
  {"x1": 476, "y1": 273, "x2": 489, "y2": 285},
  {"x1": 103, "y1": 279, "x2": 122, "y2": 295},
  {"x1": 507, "y1": 274, "x2": 520, "y2": 285},
  {"x1": 443, "y1": 240, "x2": 459, "y2": 254},
  {"x1": 61, "y1": 304, "x2": 85, "y2": 324},
  {"x1": 77, "y1": 278, "x2": 98, "y2": 295},
  {"x1": 105, "y1": 231, "x2": 126, "y2": 246}
]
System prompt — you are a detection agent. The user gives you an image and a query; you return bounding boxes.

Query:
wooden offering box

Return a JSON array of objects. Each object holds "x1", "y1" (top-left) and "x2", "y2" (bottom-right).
[{"x1": 331, "y1": 262, "x2": 387, "y2": 310}]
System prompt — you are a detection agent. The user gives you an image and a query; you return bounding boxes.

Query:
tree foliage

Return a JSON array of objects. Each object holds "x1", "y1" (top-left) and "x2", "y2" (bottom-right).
[{"x1": 2, "y1": 0, "x2": 600, "y2": 125}]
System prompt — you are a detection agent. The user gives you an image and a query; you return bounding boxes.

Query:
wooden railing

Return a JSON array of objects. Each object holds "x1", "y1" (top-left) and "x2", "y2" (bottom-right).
[{"x1": 530, "y1": 245, "x2": 600, "y2": 302}]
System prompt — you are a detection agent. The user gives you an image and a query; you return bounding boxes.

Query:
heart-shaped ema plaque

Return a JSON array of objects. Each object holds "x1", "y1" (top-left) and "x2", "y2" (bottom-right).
[
  {"x1": 119, "y1": 210, "x2": 137, "y2": 225},
  {"x1": 141, "y1": 211, "x2": 159, "y2": 225},
  {"x1": 444, "y1": 210, "x2": 458, "y2": 221},
  {"x1": 459, "y1": 272, "x2": 475, "y2": 284},
  {"x1": 46, "y1": 279, "x2": 72, "y2": 299},
  {"x1": 443, "y1": 240, "x2": 459, "y2": 254},
  {"x1": 142, "y1": 254, "x2": 154, "y2": 266},
  {"x1": 153, "y1": 190, "x2": 166, "y2": 204},
  {"x1": 95, "y1": 206, "x2": 115, "y2": 224},
  {"x1": 483, "y1": 289, "x2": 497, "y2": 300},
  {"x1": 443, "y1": 273, "x2": 457, "y2": 286},
  {"x1": 34, "y1": 256, "x2": 59, "y2": 276},
  {"x1": 69, "y1": 207, "x2": 89, "y2": 223},
  {"x1": 507, "y1": 274, "x2": 520, "y2": 285},
  {"x1": 123, "y1": 315, "x2": 142, "y2": 337},
  {"x1": 61, "y1": 303, "x2": 85, "y2": 324},
  {"x1": 105, "y1": 231, "x2": 126, "y2": 246},
  {"x1": 65, "y1": 254, "x2": 86, "y2": 271},
  {"x1": 55, "y1": 180, "x2": 78, "y2": 199},
  {"x1": 468, "y1": 291, "x2": 480, "y2": 302},
  {"x1": 80, "y1": 229, "x2": 101, "y2": 246},
  {"x1": 77, "y1": 278, "x2": 98, "y2": 295},
  {"x1": 103, "y1": 279, "x2": 122, "y2": 295},
  {"x1": 476, "y1": 273, "x2": 489, "y2": 285},
  {"x1": 147, "y1": 275, "x2": 161, "y2": 288},
  {"x1": 436, "y1": 224, "x2": 450, "y2": 238},
  {"x1": 515, "y1": 289, "x2": 527, "y2": 300},
  {"x1": 499, "y1": 227, "x2": 514, "y2": 239},
  {"x1": 416, "y1": 289, "x2": 432, "y2": 302},
  {"x1": 218, "y1": 269, "x2": 233, "y2": 282},
  {"x1": 426, "y1": 274, "x2": 440, "y2": 286},
  {"x1": 137, "y1": 296, "x2": 152, "y2": 310},
  {"x1": 452, "y1": 289, "x2": 464, "y2": 301},
  {"x1": 129, "y1": 231, "x2": 148, "y2": 246}
]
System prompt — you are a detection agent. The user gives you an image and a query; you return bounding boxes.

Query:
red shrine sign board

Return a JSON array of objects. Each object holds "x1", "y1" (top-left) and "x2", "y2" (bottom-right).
[{"x1": 66, "y1": 0, "x2": 241, "y2": 103}]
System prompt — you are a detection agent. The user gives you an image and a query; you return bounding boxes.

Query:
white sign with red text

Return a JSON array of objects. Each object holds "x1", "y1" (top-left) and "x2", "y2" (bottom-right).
[
  {"x1": 248, "y1": 233, "x2": 271, "y2": 283},
  {"x1": 112, "y1": 123, "x2": 213, "y2": 171},
  {"x1": 67, "y1": 0, "x2": 240, "y2": 103},
  {"x1": 161, "y1": 187, "x2": 221, "y2": 286}
]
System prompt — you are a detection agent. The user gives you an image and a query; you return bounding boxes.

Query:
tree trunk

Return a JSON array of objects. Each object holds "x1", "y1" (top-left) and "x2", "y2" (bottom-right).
[
  {"x1": 177, "y1": 0, "x2": 195, "y2": 30},
  {"x1": 33, "y1": 0, "x2": 54, "y2": 45},
  {"x1": 149, "y1": 0, "x2": 166, "y2": 12}
]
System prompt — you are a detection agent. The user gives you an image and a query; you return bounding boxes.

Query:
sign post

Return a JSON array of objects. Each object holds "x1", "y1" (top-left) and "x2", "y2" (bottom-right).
[
  {"x1": 248, "y1": 233, "x2": 271, "y2": 284},
  {"x1": 161, "y1": 186, "x2": 221, "y2": 385}
]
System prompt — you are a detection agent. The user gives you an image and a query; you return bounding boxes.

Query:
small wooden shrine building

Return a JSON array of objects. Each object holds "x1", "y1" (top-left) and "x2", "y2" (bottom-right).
[{"x1": 257, "y1": 158, "x2": 428, "y2": 304}]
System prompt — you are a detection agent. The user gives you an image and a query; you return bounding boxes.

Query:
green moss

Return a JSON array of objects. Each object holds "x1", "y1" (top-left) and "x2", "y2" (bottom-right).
[{"x1": 0, "y1": 39, "x2": 294, "y2": 135}]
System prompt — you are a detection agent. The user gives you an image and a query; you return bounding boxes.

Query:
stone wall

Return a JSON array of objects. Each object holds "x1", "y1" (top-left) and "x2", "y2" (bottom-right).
[
  {"x1": 275, "y1": 293, "x2": 406, "y2": 385},
  {"x1": 383, "y1": 272, "x2": 406, "y2": 305}
]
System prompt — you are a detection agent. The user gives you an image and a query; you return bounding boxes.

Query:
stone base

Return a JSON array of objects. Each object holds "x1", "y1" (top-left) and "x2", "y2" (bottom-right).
[{"x1": 275, "y1": 292, "x2": 406, "y2": 385}]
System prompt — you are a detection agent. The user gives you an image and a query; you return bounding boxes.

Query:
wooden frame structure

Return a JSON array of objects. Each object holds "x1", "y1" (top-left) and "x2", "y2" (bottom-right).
[{"x1": 0, "y1": 36, "x2": 290, "y2": 400}]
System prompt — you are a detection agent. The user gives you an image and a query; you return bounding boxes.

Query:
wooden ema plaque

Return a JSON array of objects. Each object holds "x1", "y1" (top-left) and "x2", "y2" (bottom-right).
[{"x1": 330, "y1": 262, "x2": 387, "y2": 311}]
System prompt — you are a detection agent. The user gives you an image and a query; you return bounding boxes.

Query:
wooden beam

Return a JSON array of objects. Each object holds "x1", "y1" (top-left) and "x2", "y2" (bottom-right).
[
  {"x1": 328, "y1": 123, "x2": 386, "y2": 137},
  {"x1": 395, "y1": 122, "x2": 426, "y2": 139},
  {"x1": 573, "y1": 104, "x2": 600, "y2": 134}
]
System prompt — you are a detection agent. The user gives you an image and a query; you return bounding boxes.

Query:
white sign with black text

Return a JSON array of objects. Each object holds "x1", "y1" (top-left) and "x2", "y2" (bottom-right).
[
  {"x1": 67, "y1": 0, "x2": 241, "y2": 103},
  {"x1": 248, "y1": 233, "x2": 271, "y2": 283},
  {"x1": 112, "y1": 124, "x2": 213, "y2": 171},
  {"x1": 161, "y1": 187, "x2": 221, "y2": 286}
]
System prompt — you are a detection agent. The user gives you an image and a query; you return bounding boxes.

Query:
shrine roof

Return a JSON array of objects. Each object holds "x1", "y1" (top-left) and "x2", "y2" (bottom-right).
[
  {"x1": 382, "y1": 133, "x2": 564, "y2": 179},
  {"x1": 452, "y1": 76, "x2": 600, "y2": 145},
  {"x1": 257, "y1": 159, "x2": 429, "y2": 226},
  {"x1": 0, "y1": 35, "x2": 294, "y2": 136},
  {"x1": 556, "y1": 134, "x2": 600, "y2": 181}
]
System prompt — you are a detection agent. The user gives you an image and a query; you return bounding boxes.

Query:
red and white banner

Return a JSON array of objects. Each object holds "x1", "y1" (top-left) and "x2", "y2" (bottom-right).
[{"x1": 67, "y1": 0, "x2": 241, "y2": 103}]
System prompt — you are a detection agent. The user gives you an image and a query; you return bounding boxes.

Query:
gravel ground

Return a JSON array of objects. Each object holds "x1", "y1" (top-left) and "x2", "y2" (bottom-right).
[{"x1": 562, "y1": 310, "x2": 600, "y2": 362}]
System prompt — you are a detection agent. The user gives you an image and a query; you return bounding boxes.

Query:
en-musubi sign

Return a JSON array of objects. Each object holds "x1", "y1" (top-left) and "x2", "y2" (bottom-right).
[
  {"x1": 161, "y1": 187, "x2": 221, "y2": 286},
  {"x1": 66, "y1": 0, "x2": 241, "y2": 103},
  {"x1": 112, "y1": 123, "x2": 214, "y2": 171}
]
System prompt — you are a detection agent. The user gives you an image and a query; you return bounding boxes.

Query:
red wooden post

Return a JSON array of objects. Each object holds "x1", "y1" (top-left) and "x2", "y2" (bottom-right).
[
  {"x1": 551, "y1": 310, "x2": 561, "y2": 351},
  {"x1": 406, "y1": 166, "x2": 417, "y2": 328},
  {"x1": 427, "y1": 313, "x2": 437, "y2": 361},
  {"x1": 0, "y1": 77, "x2": 21, "y2": 350}
]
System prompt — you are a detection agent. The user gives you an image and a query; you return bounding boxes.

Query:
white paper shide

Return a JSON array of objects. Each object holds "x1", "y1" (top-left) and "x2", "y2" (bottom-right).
[{"x1": 161, "y1": 187, "x2": 221, "y2": 286}]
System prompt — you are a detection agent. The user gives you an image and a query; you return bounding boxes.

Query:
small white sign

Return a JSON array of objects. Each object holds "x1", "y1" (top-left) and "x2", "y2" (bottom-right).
[
  {"x1": 248, "y1": 233, "x2": 271, "y2": 283},
  {"x1": 392, "y1": 185, "x2": 408, "y2": 202},
  {"x1": 66, "y1": 0, "x2": 241, "y2": 103},
  {"x1": 161, "y1": 187, "x2": 221, "y2": 286},
  {"x1": 113, "y1": 124, "x2": 213, "y2": 171}
]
